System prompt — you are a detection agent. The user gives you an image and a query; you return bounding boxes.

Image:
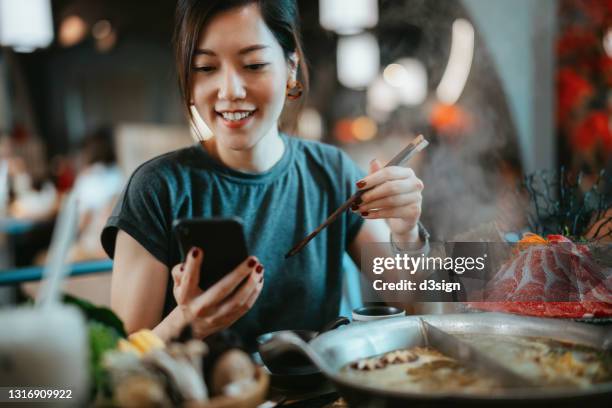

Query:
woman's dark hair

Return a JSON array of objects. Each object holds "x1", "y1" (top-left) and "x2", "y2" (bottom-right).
[{"x1": 173, "y1": 0, "x2": 309, "y2": 123}]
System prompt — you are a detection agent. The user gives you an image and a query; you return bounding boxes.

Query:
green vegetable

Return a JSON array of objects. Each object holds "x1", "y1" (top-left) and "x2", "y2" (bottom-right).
[
  {"x1": 88, "y1": 321, "x2": 120, "y2": 397},
  {"x1": 63, "y1": 294, "x2": 127, "y2": 337},
  {"x1": 61, "y1": 294, "x2": 127, "y2": 399}
]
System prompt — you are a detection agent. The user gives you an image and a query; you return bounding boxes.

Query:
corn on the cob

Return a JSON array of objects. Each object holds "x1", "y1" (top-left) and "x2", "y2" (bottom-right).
[{"x1": 118, "y1": 330, "x2": 165, "y2": 356}]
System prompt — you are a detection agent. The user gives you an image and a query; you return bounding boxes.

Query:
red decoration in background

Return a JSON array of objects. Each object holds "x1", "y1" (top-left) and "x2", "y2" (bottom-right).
[
  {"x1": 556, "y1": 27, "x2": 599, "y2": 58},
  {"x1": 578, "y1": 0, "x2": 612, "y2": 26},
  {"x1": 600, "y1": 56, "x2": 612, "y2": 86},
  {"x1": 556, "y1": 68, "x2": 593, "y2": 123},
  {"x1": 557, "y1": 0, "x2": 612, "y2": 172},
  {"x1": 572, "y1": 111, "x2": 612, "y2": 152}
]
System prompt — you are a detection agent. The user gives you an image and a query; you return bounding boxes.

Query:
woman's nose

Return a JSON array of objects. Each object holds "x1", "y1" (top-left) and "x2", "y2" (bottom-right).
[{"x1": 217, "y1": 68, "x2": 246, "y2": 101}]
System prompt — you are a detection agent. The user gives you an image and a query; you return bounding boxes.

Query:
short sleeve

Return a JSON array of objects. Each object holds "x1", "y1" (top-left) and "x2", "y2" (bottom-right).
[
  {"x1": 101, "y1": 161, "x2": 173, "y2": 267},
  {"x1": 339, "y1": 150, "x2": 366, "y2": 246}
]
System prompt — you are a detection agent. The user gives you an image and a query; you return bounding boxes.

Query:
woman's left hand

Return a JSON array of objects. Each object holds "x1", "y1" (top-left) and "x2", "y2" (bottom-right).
[{"x1": 352, "y1": 159, "x2": 424, "y2": 242}]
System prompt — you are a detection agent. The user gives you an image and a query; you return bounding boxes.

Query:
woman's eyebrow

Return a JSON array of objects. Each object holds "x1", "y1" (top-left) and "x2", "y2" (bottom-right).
[
  {"x1": 238, "y1": 44, "x2": 269, "y2": 55},
  {"x1": 194, "y1": 44, "x2": 269, "y2": 56}
]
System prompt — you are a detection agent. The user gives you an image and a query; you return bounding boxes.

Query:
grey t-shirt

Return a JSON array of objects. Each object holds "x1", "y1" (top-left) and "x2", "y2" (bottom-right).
[{"x1": 101, "y1": 133, "x2": 365, "y2": 344}]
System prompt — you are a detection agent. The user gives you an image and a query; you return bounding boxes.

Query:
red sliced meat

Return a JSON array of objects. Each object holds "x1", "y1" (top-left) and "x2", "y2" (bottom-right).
[{"x1": 467, "y1": 235, "x2": 612, "y2": 318}]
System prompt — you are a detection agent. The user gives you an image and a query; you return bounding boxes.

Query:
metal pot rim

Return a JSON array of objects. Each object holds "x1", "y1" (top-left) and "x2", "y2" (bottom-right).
[{"x1": 308, "y1": 312, "x2": 612, "y2": 401}]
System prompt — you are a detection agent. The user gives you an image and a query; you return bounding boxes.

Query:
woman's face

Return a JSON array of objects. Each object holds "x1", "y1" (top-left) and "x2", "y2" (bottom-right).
[{"x1": 191, "y1": 3, "x2": 294, "y2": 151}]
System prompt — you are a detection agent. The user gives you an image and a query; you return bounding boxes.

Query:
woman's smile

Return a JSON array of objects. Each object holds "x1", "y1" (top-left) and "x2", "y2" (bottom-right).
[{"x1": 215, "y1": 109, "x2": 258, "y2": 129}]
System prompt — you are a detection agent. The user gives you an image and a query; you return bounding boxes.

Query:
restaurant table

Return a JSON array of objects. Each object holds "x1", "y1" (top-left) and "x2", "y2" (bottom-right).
[
  {"x1": 0, "y1": 218, "x2": 36, "y2": 235},
  {"x1": 0, "y1": 259, "x2": 113, "y2": 285}
]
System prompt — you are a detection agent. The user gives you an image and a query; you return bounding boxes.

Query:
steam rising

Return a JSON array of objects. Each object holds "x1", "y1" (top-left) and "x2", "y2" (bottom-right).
[{"x1": 340, "y1": 0, "x2": 523, "y2": 240}]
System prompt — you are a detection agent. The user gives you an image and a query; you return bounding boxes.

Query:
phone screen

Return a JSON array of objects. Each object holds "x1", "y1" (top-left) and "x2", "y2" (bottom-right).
[{"x1": 173, "y1": 217, "x2": 249, "y2": 290}]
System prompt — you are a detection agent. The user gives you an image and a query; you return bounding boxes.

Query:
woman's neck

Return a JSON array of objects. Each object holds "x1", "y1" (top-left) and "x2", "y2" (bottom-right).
[{"x1": 203, "y1": 128, "x2": 285, "y2": 173}]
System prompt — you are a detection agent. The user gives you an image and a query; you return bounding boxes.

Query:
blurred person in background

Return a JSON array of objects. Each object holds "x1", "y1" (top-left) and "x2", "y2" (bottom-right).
[
  {"x1": 45, "y1": 126, "x2": 125, "y2": 263},
  {"x1": 1, "y1": 125, "x2": 58, "y2": 222},
  {"x1": 2, "y1": 126, "x2": 60, "y2": 267},
  {"x1": 65, "y1": 126, "x2": 124, "y2": 261},
  {"x1": 29, "y1": 126, "x2": 124, "y2": 264}
]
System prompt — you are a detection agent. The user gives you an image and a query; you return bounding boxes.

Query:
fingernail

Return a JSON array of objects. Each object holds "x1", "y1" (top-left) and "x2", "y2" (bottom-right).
[
  {"x1": 351, "y1": 204, "x2": 359, "y2": 211},
  {"x1": 256, "y1": 264, "x2": 263, "y2": 273},
  {"x1": 361, "y1": 211, "x2": 369, "y2": 217},
  {"x1": 356, "y1": 180, "x2": 366, "y2": 188},
  {"x1": 355, "y1": 197, "x2": 363, "y2": 205},
  {"x1": 180, "y1": 265, "x2": 184, "y2": 272},
  {"x1": 192, "y1": 248, "x2": 199, "y2": 258},
  {"x1": 259, "y1": 276, "x2": 264, "y2": 283},
  {"x1": 248, "y1": 259, "x2": 256, "y2": 268}
]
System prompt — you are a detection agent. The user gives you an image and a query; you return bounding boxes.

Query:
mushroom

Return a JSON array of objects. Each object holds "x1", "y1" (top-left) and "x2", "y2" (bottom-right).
[
  {"x1": 211, "y1": 349, "x2": 256, "y2": 396},
  {"x1": 146, "y1": 348, "x2": 208, "y2": 402},
  {"x1": 114, "y1": 376, "x2": 171, "y2": 408}
]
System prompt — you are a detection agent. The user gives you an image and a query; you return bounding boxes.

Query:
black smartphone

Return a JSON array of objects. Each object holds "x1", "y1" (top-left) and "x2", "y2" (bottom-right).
[{"x1": 173, "y1": 217, "x2": 249, "y2": 290}]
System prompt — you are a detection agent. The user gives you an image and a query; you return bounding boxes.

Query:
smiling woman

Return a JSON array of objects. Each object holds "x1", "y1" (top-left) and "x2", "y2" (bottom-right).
[{"x1": 101, "y1": 0, "x2": 427, "y2": 348}]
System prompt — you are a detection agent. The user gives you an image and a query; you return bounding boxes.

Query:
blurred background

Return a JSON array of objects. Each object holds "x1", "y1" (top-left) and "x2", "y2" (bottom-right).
[{"x1": 0, "y1": 0, "x2": 610, "y2": 306}]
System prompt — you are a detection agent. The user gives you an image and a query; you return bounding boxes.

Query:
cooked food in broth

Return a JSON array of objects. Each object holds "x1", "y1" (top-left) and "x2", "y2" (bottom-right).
[
  {"x1": 341, "y1": 334, "x2": 612, "y2": 394},
  {"x1": 342, "y1": 346, "x2": 502, "y2": 394}
]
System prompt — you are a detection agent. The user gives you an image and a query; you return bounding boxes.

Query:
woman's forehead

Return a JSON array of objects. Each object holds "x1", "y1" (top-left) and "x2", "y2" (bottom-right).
[{"x1": 197, "y1": 4, "x2": 279, "y2": 54}]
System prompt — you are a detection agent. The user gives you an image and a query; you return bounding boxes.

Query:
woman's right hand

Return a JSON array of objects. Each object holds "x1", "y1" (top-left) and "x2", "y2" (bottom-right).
[{"x1": 171, "y1": 247, "x2": 264, "y2": 339}]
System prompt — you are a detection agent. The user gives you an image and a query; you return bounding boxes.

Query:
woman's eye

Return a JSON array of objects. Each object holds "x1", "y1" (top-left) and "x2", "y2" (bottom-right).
[
  {"x1": 193, "y1": 66, "x2": 216, "y2": 73},
  {"x1": 245, "y1": 63, "x2": 269, "y2": 71}
]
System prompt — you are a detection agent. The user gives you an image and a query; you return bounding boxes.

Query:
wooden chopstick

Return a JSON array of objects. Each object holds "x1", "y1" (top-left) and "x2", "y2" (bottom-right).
[{"x1": 285, "y1": 135, "x2": 429, "y2": 258}]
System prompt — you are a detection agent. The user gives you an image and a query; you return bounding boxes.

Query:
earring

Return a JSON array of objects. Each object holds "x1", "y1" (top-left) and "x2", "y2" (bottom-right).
[
  {"x1": 286, "y1": 80, "x2": 303, "y2": 100},
  {"x1": 189, "y1": 105, "x2": 209, "y2": 142}
]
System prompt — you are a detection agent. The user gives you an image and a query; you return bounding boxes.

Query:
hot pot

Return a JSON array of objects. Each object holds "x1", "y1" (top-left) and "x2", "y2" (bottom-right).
[{"x1": 261, "y1": 313, "x2": 612, "y2": 407}]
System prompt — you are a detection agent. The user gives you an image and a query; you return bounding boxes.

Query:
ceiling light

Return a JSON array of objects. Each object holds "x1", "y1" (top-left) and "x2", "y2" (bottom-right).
[
  {"x1": 92, "y1": 20, "x2": 112, "y2": 40},
  {"x1": 319, "y1": 0, "x2": 378, "y2": 35},
  {"x1": 604, "y1": 28, "x2": 612, "y2": 58},
  {"x1": 352, "y1": 116, "x2": 377, "y2": 141},
  {"x1": 436, "y1": 19, "x2": 475, "y2": 105},
  {"x1": 337, "y1": 33, "x2": 380, "y2": 89},
  {"x1": 0, "y1": 0, "x2": 54, "y2": 51},
  {"x1": 383, "y1": 64, "x2": 409, "y2": 88},
  {"x1": 367, "y1": 75, "x2": 399, "y2": 114},
  {"x1": 59, "y1": 15, "x2": 88, "y2": 47},
  {"x1": 395, "y1": 58, "x2": 428, "y2": 106}
]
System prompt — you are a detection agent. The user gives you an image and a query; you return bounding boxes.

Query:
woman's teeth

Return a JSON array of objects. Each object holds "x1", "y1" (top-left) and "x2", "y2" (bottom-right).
[{"x1": 220, "y1": 111, "x2": 254, "y2": 121}]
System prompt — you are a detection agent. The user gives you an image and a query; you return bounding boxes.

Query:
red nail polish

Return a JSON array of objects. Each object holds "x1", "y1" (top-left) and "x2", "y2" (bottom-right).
[
  {"x1": 259, "y1": 276, "x2": 264, "y2": 283},
  {"x1": 248, "y1": 259, "x2": 256, "y2": 268},
  {"x1": 192, "y1": 248, "x2": 199, "y2": 258},
  {"x1": 256, "y1": 264, "x2": 263, "y2": 273},
  {"x1": 180, "y1": 265, "x2": 184, "y2": 272},
  {"x1": 361, "y1": 211, "x2": 369, "y2": 217},
  {"x1": 351, "y1": 204, "x2": 359, "y2": 211},
  {"x1": 356, "y1": 181, "x2": 366, "y2": 188}
]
